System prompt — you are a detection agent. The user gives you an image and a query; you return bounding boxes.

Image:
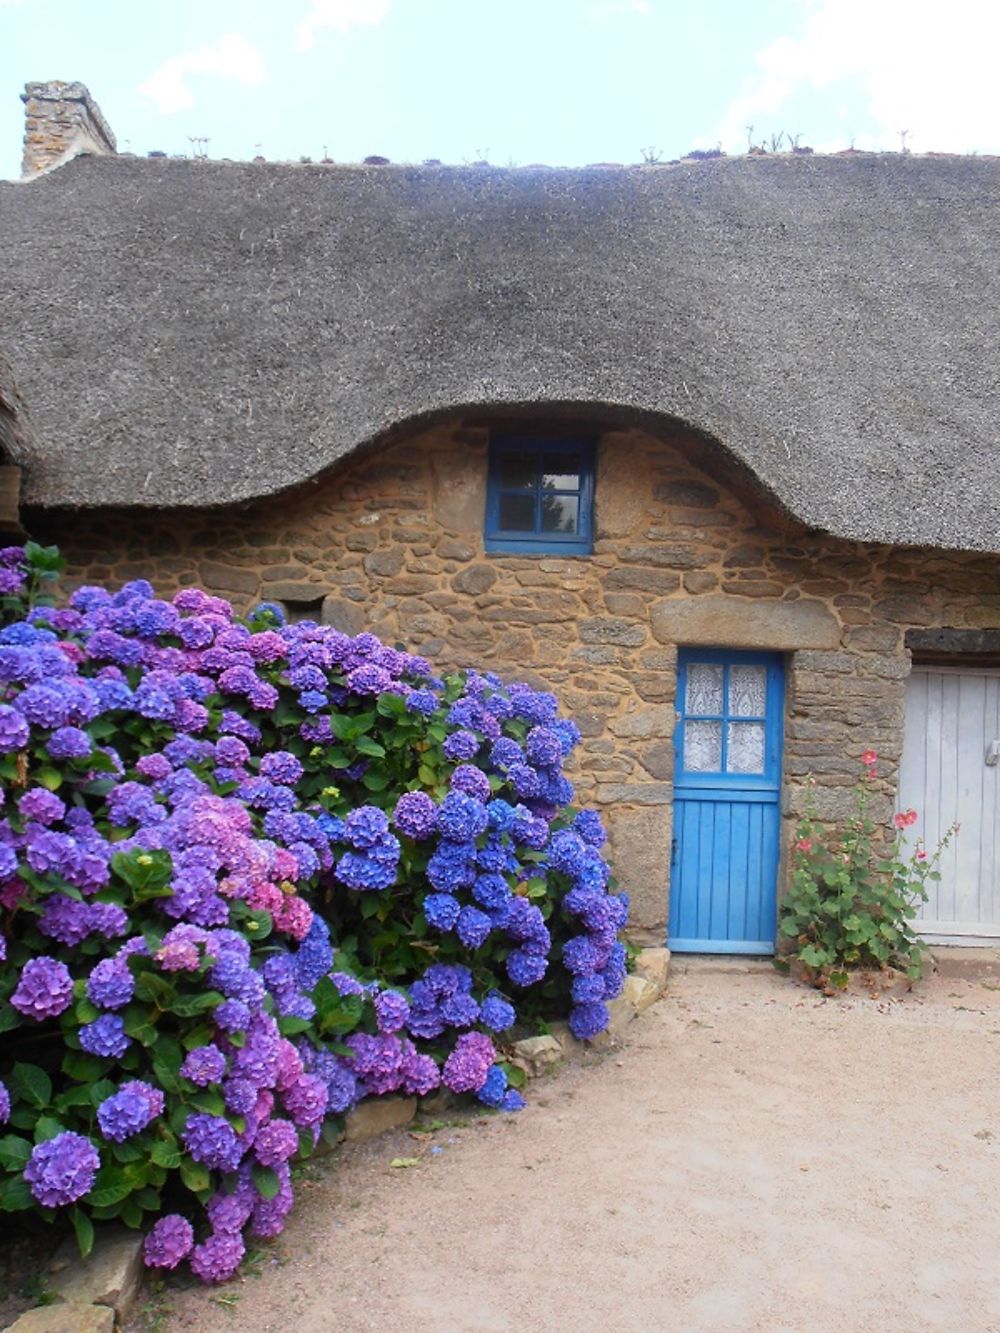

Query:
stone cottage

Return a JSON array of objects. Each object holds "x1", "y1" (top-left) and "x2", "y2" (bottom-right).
[{"x1": 2, "y1": 81, "x2": 999, "y2": 949}]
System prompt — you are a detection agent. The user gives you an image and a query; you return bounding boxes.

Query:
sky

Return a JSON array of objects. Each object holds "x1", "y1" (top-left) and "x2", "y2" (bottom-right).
[{"x1": 1, "y1": 0, "x2": 999, "y2": 179}]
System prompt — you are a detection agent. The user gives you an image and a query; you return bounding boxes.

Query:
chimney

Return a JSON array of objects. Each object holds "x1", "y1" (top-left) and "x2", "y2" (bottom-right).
[{"x1": 21, "y1": 80, "x2": 117, "y2": 178}]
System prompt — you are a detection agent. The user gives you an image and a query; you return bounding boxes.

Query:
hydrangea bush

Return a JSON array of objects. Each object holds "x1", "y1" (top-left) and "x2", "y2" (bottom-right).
[{"x1": 0, "y1": 545, "x2": 627, "y2": 1281}]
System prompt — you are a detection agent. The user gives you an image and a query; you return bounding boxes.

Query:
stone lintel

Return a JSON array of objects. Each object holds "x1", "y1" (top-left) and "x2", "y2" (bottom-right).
[{"x1": 650, "y1": 594, "x2": 839, "y2": 651}]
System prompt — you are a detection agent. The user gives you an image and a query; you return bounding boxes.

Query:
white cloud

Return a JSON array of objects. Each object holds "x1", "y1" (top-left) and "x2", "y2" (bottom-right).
[
  {"x1": 717, "y1": 0, "x2": 1000, "y2": 154},
  {"x1": 139, "y1": 33, "x2": 266, "y2": 115},
  {"x1": 295, "y1": 0, "x2": 391, "y2": 52}
]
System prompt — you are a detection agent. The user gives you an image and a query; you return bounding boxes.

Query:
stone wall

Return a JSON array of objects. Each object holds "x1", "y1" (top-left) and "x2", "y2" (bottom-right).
[
  {"x1": 21, "y1": 80, "x2": 116, "y2": 178},
  {"x1": 36, "y1": 420, "x2": 1000, "y2": 941}
]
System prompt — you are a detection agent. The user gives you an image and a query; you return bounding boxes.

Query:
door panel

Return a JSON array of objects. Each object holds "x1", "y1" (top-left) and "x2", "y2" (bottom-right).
[
  {"x1": 898, "y1": 667, "x2": 1000, "y2": 940},
  {"x1": 669, "y1": 650, "x2": 784, "y2": 954}
]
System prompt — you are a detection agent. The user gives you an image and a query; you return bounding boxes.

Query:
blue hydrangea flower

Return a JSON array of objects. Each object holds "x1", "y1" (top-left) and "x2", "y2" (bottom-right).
[
  {"x1": 476, "y1": 1064, "x2": 508, "y2": 1108},
  {"x1": 79, "y1": 1013, "x2": 131, "y2": 1059},
  {"x1": 456, "y1": 905, "x2": 492, "y2": 949},
  {"x1": 424, "y1": 892, "x2": 461, "y2": 932},
  {"x1": 479, "y1": 993, "x2": 516, "y2": 1032},
  {"x1": 568, "y1": 1001, "x2": 610, "y2": 1042}
]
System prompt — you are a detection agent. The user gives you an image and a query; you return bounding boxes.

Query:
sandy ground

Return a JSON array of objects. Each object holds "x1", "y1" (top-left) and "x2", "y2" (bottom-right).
[{"x1": 145, "y1": 964, "x2": 1000, "y2": 1333}]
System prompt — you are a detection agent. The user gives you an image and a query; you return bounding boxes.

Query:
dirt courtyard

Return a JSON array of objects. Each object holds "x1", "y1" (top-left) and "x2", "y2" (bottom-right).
[{"x1": 149, "y1": 962, "x2": 1000, "y2": 1333}]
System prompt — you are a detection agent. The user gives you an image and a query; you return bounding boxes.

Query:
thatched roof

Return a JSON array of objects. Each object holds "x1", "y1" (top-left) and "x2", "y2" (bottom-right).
[
  {"x1": 1, "y1": 151, "x2": 999, "y2": 551},
  {"x1": 0, "y1": 352, "x2": 36, "y2": 463}
]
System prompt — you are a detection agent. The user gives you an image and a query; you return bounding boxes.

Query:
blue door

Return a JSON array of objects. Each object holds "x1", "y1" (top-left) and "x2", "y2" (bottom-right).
[{"x1": 669, "y1": 649, "x2": 784, "y2": 954}]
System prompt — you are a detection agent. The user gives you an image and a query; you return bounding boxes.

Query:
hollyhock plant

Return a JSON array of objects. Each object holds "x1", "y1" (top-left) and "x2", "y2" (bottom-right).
[
  {"x1": 778, "y1": 756, "x2": 957, "y2": 988},
  {"x1": 0, "y1": 547, "x2": 626, "y2": 1284}
]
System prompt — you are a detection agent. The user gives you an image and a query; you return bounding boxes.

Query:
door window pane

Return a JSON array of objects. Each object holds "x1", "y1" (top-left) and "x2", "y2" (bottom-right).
[
  {"x1": 730, "y1": 665, "x2": 767, "y2": 717},
  {"x1": 727, "y1": 721, "x2": 766, "y2": 774},
  {"x1": 498, "y1": 493, "x2": 535, "y2": 531},
  {"x1": 686, "y1": 663, "x2": 723, "y2": 716},
  {"x1": 684, "y1": 720, "x2": 722, "y2": 771},
  {"x1": 497, "y1": 452, "x2": 536, "y2": 489},
  {"x1": 540, "y1": 495, "x2": 579, "y2": 533}
]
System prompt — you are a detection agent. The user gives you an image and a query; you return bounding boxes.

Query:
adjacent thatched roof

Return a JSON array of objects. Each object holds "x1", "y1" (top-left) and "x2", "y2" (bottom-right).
[
  {"x1": 1, "y1": 152, "x2": 999, "y2": 550},
  {"x1": 0, "y1": 352, "x2": 36, "y2": 463}
]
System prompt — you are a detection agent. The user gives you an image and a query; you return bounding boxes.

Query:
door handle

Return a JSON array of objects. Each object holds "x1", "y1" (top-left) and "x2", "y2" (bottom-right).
[{"x1": 987, "y1": 740, "x2": 1000, "y2": 767}]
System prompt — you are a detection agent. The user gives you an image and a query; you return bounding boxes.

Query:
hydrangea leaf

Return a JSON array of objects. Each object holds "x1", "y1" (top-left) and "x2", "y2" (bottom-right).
[
  {"x1": 71, "y1": 1205, "x2": 95, "y2": 1258},
  {"x1": 11, "y1": 1063, "x2": 52, "y2": 1110}
]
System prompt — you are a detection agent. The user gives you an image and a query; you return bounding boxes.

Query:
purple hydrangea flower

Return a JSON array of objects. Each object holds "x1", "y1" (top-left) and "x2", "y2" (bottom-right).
[
  {"x1": 80, "y1": 1014, "x2": 131, "y2": 1059},
  {"x1": 97, "y1": 1080, "x2": 164, "y2": 1141},
  {"x1": 374, "y1": 990, "x2": 410, "y2": 1034},
  {"x1": 189, "y1": 1231, "x2": 245, "y2": 1284},
  {"x1": 344, "y1": 805, "x2": 391, "y2": 849},
  {"x1": 281, "y1": 1074, "x2": 328, "y2": 1128},
  {"x1": 144, "y1": 1215, "x2": 195, "y2": 1270},
  {"x1": 46, "y1": 726, "x2": 92, "y2": 760},
  {"x1": 259, "y1": 751, "x2": 304, "y2": 786},
  {"x1": 405, "y1": 689, "x2": 439, "y2": 716},
  {"x1": 183, "y1": 1113, "x2": 242, "y2": 1172},
  {"x1": 0, "y1": 703, "x2": 31, "y2": 752},
  {"x1": 181, "y1": 1044, "x2": 228, "y2": 1087},
  {"x1": 17, "y1": 789, "x2": 66, "y2": 824},
  {"x1": 450, "y1": 764, "x2": 491, "y2": 803},
  {"x1": 206, "y1": 1190, "x2": 254, "y2": 1235},
  {"x1": 11, "y1": 956, "x2": 74, "y2": 1021},
  {"x1": 561, "y1": 936, "x2": 600, "y2": 975},
  {"x1": 24, "y1": 1131, "x2": 100, "y2": 1207},
  {"x1": 87, "y1": 957, "x2": 135, "y2": 1011},
  {"x1": 0, "y1": 1078, "x2": 9, "y2": 1124},
  {"x1": 525, "y1": 725, "x2": 564, "y2": 768},
  {"x1": 392, "y1": 790, "x2": 437, "y2": 840},
  {"x1": 214, "y1": 998, "x2": 251, "y2": 1034},
  {"x1": 442, "y1": 1032, "x2": 496, "y2": 1094},
  {"x1": 443, "y1": 729, "x2": 480, "y2": 761},
  {"x1": 222, "y1": 1077, "x2": 258, "y2": 1116},
  {"x1": 253, "y1": 1118, "x2": 299, "y2": 1166}
]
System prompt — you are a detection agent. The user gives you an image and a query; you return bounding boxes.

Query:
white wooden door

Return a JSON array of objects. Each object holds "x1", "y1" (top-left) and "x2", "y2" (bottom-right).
[{"x1": 898, "y1": 667, "x2": 1000, "y2": 943}]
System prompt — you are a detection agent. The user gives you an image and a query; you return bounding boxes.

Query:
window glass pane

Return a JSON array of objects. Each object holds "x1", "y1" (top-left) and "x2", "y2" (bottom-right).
[
  {"x1": 542, "y1": 453, "x2": 581, "y2": 490},
  {"x1": 730, "y1": 665, "x2": 767, "y2": 717},
  {"x1": 685, "y1": 663, "x2": 723, "y2": 715},
  {"x1": 540, "y1": 495, "x2": 579, "y2": 534},
  {"x1": 684, "y1": 721, "x2": 722, "y2": 771},
  {"x1": 498, "y1": 493, "x2": 536, "y2": 531},
  {"x1": 727, "y1": 722, "x2": 766, "y2": 774},
  {"x1": 497, "y1": 452, "x2": 536, "y2": 489}
]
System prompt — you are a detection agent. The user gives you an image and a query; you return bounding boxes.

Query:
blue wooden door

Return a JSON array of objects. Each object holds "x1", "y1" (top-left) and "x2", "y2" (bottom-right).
[{"x1": 669, "y1": 649, "x2": 784, "y2": 954}]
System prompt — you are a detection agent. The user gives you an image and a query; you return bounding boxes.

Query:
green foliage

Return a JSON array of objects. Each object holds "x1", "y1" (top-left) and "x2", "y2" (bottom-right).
[{"x1": 778, "y1": 762, "x2": 956, "y2": 989}]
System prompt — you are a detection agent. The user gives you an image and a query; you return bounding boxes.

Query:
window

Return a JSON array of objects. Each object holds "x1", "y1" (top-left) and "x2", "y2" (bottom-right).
[{"x1": 485, "y1": 434, "x2": 595, "y2": 554}]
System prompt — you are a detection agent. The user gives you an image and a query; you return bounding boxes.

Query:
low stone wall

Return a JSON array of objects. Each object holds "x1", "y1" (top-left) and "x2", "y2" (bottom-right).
[{"x1": 37, "y1": 419, "x2": 1000, "y2": 938}]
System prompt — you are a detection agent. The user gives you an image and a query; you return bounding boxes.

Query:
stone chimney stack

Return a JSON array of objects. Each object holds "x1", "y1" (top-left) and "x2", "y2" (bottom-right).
[{"x1": 21, "y1": 80, "x2": 117, "y2": 178}]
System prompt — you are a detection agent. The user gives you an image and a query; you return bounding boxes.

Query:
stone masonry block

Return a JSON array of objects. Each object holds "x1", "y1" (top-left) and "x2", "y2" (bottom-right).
[
  {"x1": 50, "y1": 1226, "x2": 143, "y2": 1319},
  {"x1": 344, "y1": 1096, "x2": 416, "y2": 1141}
]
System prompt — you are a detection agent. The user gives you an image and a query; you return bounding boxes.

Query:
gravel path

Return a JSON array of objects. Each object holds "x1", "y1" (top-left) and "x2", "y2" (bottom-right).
[{"x1": 149, "y1": 964, "x2": 1000, "y2": 1333}]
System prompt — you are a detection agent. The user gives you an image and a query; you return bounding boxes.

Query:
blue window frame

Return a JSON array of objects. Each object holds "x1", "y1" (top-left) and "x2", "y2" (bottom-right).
[{"x1": 485, "y1": 435, "x2": 595, "y2": 555}]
